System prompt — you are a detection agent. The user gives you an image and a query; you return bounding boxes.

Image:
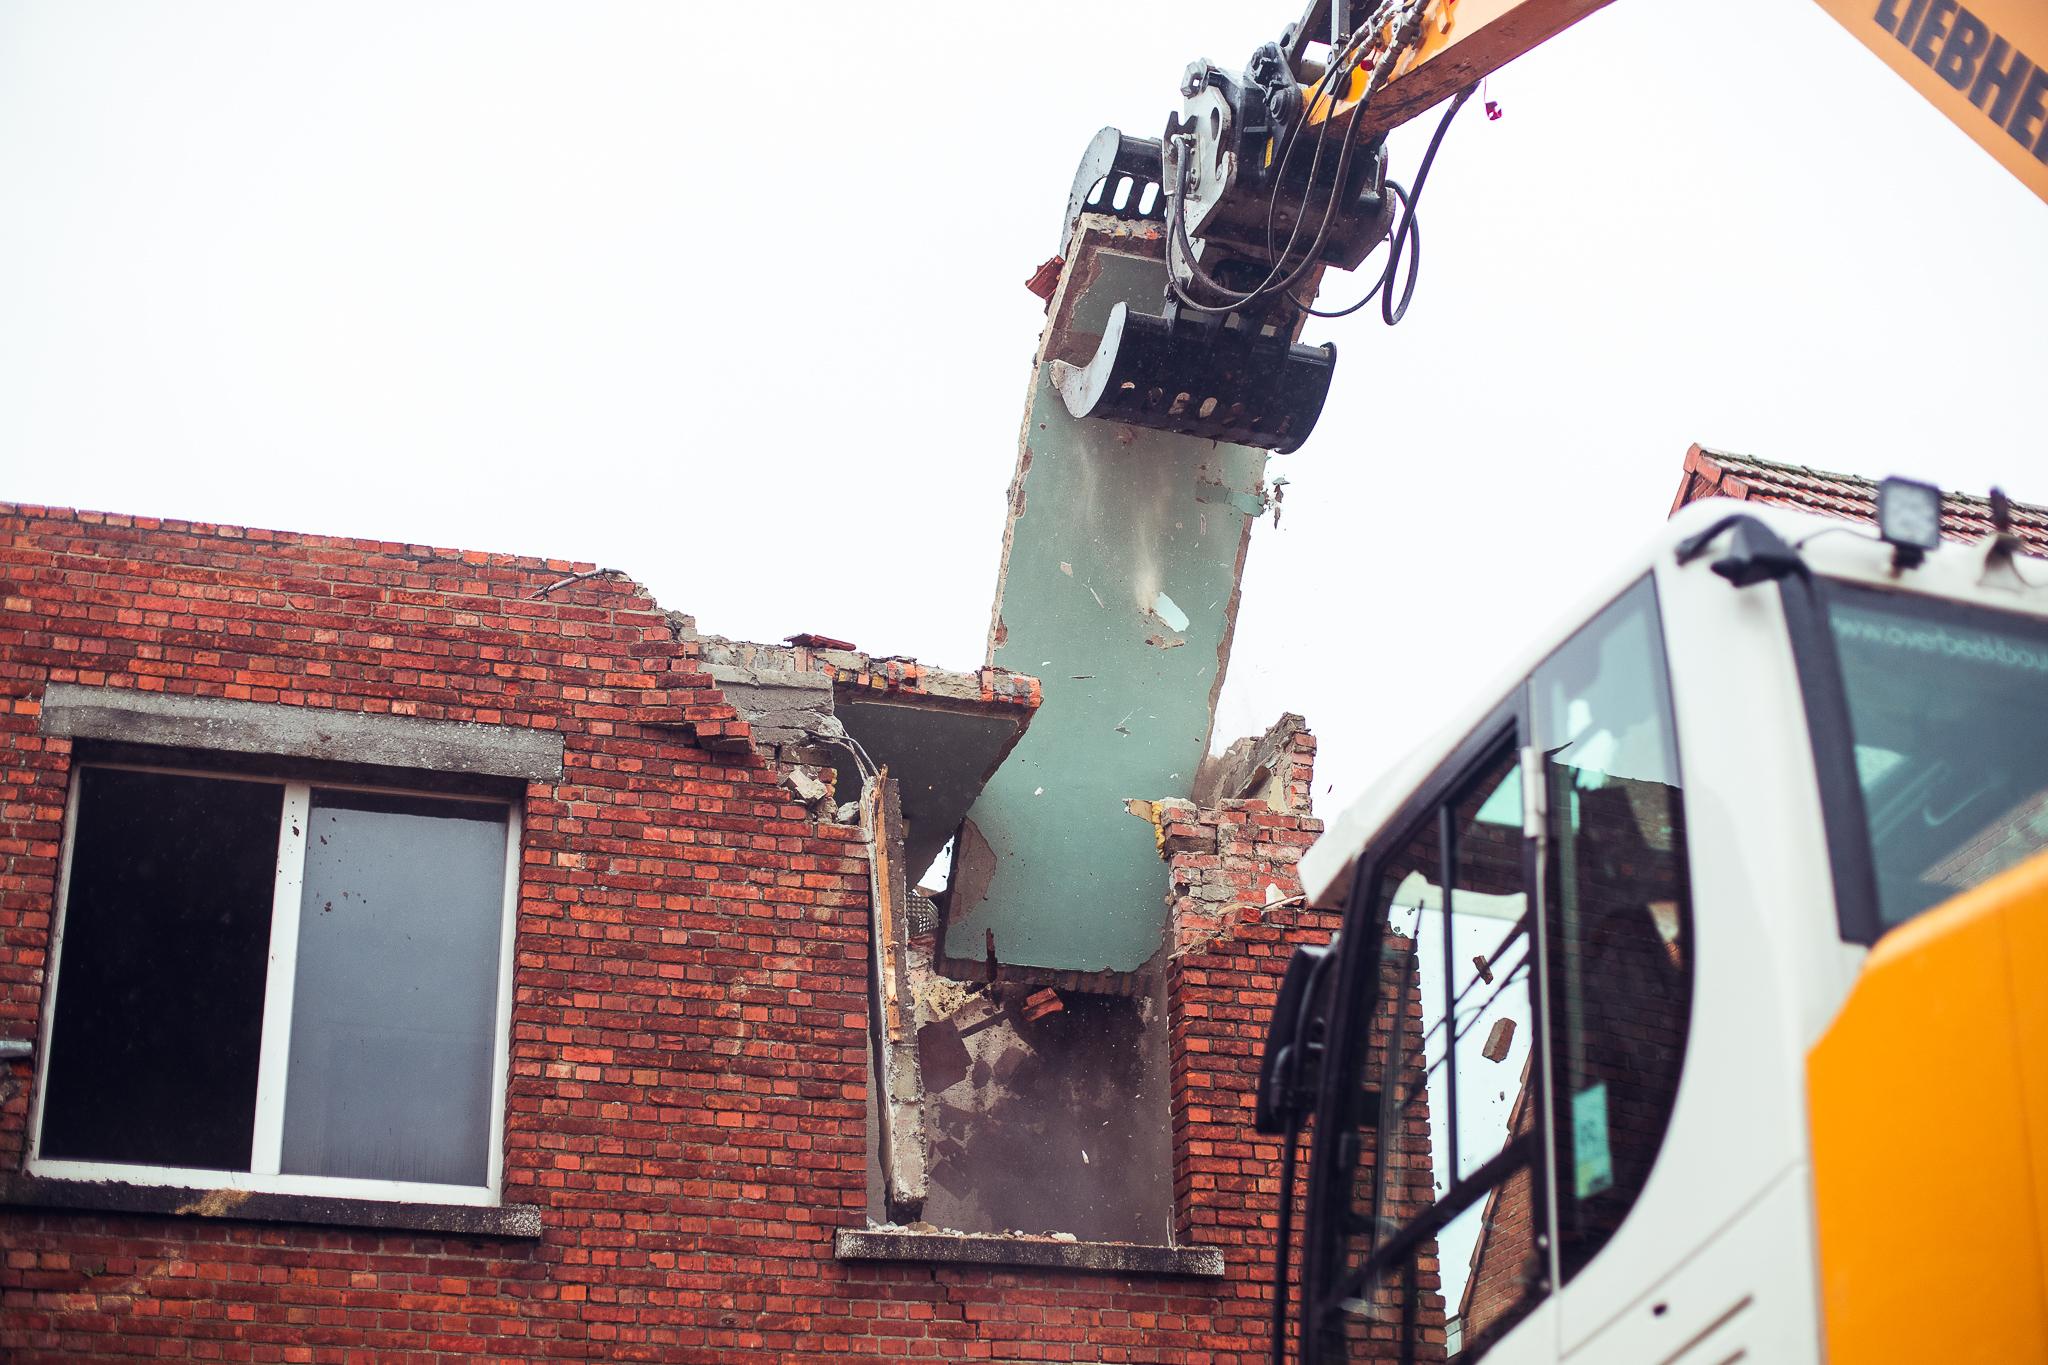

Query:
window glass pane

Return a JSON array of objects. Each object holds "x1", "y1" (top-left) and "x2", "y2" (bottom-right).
[
  {"x1": 1448, "y1": 767, "x2": 1531, "y2": 1188},
  {"x1": 1340, "y1": 747, "x2": 1541, "y2": 1362},
  {"x1": 1445, "y1": 1158, "x2": 1542, "y2": 1359},
  {"x1": 1440, "y1": 765, "x2": 1540, "y2": 1359},
  {"x1": 280, "y1": 790, "x2": 508, "y2": 1186},
  {"x1": 1332, "y1": 817, "x2": 1439, "y2": 1352},
  {"x1": 1532, "y1": 577, "x2": 1692, "y2": 1284},
  {"x1": 1360, "y1": 818, "x2": 1443, "y2": 1221},
  {"x1": 41, "y1": 768, "x2": 281, "y2": 1170},
  {"x1": 1821, "y1": 583, "x2": 2048, "y2": 929}
]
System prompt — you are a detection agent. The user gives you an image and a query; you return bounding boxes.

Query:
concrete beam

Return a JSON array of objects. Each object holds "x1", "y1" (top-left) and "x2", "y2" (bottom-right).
[
  {"x1": 0, "y1": 1172, "x2": 542, "y2": 1239},
  {"x1": 833, "y1": 1227, "x2": 1223, "y2": 1278},
  {"x1": 38, "y1": 684, "x2": 564, "y2": 782}
]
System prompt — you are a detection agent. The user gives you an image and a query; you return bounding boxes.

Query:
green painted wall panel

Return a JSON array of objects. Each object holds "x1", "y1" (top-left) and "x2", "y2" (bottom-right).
[{"x1": 943, "y1": 243, "x2": 1269, "y2": 976}]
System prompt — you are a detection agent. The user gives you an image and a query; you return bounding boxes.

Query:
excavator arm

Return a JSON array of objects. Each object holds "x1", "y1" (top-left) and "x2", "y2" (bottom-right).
[
  {"x1": 1051, "y1": 0, "x2": 1619, "y2": 453},
  {"x1": 1814, "y1": 0, "x2": 2048, "y2": 204},
  {"x1": 1051, "y1": 0, "x2": 2044, "y2": 455},
  {"x1": 1308, "y1": 0, "x2": 2048, "y2": 192}
]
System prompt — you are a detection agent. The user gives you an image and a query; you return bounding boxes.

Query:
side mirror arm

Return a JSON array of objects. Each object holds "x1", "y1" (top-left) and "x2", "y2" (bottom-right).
[{"x1": 1254, "y1": 939, "x2": 1337, "y2": 1136}]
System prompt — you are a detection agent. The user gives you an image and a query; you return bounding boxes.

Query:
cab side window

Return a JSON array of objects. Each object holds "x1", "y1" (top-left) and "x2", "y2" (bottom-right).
[
  {"x1": 1339, "y1": 745, "x2": 1546, "y2": 1361},
  {"x1": 1323, "y1": 577, "x2": 1694, "y2": 1363},
  {"x1": 1531, "y1": 576, "x2": 1693, "y2": 1284}
]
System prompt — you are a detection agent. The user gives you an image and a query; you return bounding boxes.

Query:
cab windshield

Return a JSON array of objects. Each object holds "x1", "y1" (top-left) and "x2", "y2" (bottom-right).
[{"x1": 1822, "y1": 581, "x2": 2048, "y2": 930}]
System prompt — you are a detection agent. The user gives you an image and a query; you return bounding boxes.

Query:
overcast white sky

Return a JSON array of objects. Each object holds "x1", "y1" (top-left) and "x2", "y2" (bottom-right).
[{"x1": 3, "y1": 0, "x2": 2043, "y2": 809}]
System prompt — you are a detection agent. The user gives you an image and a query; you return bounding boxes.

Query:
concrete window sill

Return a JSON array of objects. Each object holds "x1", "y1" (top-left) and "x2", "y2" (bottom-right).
[
  {"x1": 834, "y1": 1227, "x2": 1224, "y2": 1277},
  {"x1": 0, "y1": 1172, "x2": 543, "y2": 1240}
]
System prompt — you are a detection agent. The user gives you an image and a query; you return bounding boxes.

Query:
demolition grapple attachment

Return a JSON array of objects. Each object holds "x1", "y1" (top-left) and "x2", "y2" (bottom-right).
[
  {"x1": 1051, "y1": 303, "x2": 1335, "y2": 454},
  {"x1": 1051, "y1": 15, "x2": 1403, "y2": 454}
]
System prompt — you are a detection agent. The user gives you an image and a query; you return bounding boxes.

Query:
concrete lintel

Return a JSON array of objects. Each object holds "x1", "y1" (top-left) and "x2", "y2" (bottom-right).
[
  {"x1": 703, "y1": 663, "x2": 833, "y2": 694},
  {"x1": 695, "y1": 635, "x2": 1039, "y2": 714},
  {"x1": 833, "y1": 1227, "x2": 1223, "y2": 1278},
  {"x1": 39, "y1": 684, "x2": 564, "y2": 782},
  {"x1": 703, "y1": 666, "x2": 842, "y2": 766},
  {"x1": 927, "y1": 949, "x2": 1153, "y2": 999},
  {"x1": 0, "y1": 1173, "x2": 543, "y2": 1239}
]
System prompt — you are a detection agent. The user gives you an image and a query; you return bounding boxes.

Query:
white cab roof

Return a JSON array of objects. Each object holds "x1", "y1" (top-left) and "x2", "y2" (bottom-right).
[{"x1": 1297, "y1": 497, "x2": 2048, "y2": 906}]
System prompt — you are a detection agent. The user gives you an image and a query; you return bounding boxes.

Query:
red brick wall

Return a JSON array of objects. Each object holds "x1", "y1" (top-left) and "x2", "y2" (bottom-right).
[
  {"x1": 1159, "y1": 794, "x2": 1449, "y2": 1361},
  {"x1": 1161, "y1": 797, "x2": 1332, "y2": 1267},
  {"x1": 0, "y1": 504, "x2": 1375, "y2": 1362}
]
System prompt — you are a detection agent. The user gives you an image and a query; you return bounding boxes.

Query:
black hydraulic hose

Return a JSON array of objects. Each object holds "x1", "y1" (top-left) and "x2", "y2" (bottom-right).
[
  {"x1": 1381, "y1": 83, "x2": 1472, "y2": 326},
  {"x1": 1296, "y1": 179, "x2": 1412, "y2": 319},
  {"x1": 1270, "y1": 1114, "x2": 1305, "y2": 1365},
  {"x1": 1296, "y1": 81, "x2": 1474, "y2": 323},
  {"x1": 1169, "y1": 39, "x2": 1370, "y2": 315}
]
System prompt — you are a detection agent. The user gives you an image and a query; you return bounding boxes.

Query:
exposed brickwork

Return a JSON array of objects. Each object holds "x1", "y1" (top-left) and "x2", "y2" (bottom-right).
[
  {"x1": 0, "y1": 503, "x2": 1393, "y2": 1362},
  {"x1": 1162, "y1": 791, "x2": 1445, "y2": 1360},
  {"x1": 0, "y1": 503, "x2": 872, "y2": 1358},
  {"x1": 1193, "y1": 715, "x2": 1316, "y2": 816},
  {"x1": 1156, "y1": 771, "x2": 1320, "y2": 960},
  {"x1": 1163, "y1": 795, "x2": 1335, "y2": 1356}
]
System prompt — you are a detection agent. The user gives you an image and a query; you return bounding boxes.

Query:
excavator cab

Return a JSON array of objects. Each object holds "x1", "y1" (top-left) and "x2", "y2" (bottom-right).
[{"x1": 1257, "y1": 499, "x2": 2048, "y2": 1363}]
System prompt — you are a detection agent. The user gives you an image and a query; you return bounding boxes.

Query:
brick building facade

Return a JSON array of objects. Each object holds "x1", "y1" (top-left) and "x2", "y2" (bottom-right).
[
  {"x1": 8, "y1": 448, "x2": 1990, "y2": 1360},
  {"x1": 0, "y1": 502, "x2": 1351, "y2": 1362}
]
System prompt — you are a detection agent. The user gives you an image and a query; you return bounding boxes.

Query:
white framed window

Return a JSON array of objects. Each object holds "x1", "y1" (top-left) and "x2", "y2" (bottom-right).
[{"x1": 28, "y1": 761, "x2": 522, "y2": 1208}]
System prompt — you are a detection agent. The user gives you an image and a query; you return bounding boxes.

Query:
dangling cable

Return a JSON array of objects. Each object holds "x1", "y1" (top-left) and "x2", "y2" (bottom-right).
[
  {"x1": 1294, "y1": 82, "x2": 1475, "y2": 323},
  {"x1": 1294, "y1": 179, "x2": 1412, "y2": 320},
  {"x1": 1380, "y1": 82, "x2": 1472, "y2": 326},
  {"x1": 1168, "y1": 0, "x2": 1436, "y2": 316},
  {"x1": 1167, "y1": 26, "x2": 1372, "y2": 314}
]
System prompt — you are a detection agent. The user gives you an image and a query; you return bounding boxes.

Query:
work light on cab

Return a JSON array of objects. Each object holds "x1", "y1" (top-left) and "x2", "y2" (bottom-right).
[{"x1": 1877, "y1": 475, "x2": 1943, "y2": 568}]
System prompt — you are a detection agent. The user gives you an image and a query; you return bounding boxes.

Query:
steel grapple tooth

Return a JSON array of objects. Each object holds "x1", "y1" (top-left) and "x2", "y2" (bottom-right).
[{"x1": 1051, "y1": 302, "x2": 1336, "y2": 454}]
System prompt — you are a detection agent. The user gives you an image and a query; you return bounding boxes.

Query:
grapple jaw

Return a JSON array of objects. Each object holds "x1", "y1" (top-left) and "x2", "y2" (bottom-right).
[
  {"x1": 1051, "y1": 302, "x2": 1336, "y2": 454},
  {"x1": 1060, "y1": 127, "x2": 1167, "y2": 253}
]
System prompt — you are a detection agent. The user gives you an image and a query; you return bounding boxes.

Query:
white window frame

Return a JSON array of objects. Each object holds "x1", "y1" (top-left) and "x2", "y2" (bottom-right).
[{"x1": 27, "y1": 760, "x2": 523, "y2": 1208}]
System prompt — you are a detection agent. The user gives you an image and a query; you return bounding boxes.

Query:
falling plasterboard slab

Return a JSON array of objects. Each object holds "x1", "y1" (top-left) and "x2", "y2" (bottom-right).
[{"x1": 942, "y1": 218, "x2": 1271, "y2": 979}]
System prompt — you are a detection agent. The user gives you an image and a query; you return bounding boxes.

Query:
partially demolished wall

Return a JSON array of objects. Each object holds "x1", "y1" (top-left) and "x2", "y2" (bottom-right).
[
  {"x1": 0, "y1": 503, "x2": 1367, "y2": 1362},
  {"x1": 685, "y1": 629, "x2": 1042, "y2": 1227},
  {"x1": 0, "y1": 209, "x2": 1368, "y2": 1358},
  {"x1": 1160, "y1": 765, "x2": 1449, "y2": 1357}
]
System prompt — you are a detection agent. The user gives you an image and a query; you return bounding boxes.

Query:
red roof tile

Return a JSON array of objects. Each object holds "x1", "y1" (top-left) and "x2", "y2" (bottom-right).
[{"x1": 1671, "y1": 444, "x2": 2048, "y2": 557}]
